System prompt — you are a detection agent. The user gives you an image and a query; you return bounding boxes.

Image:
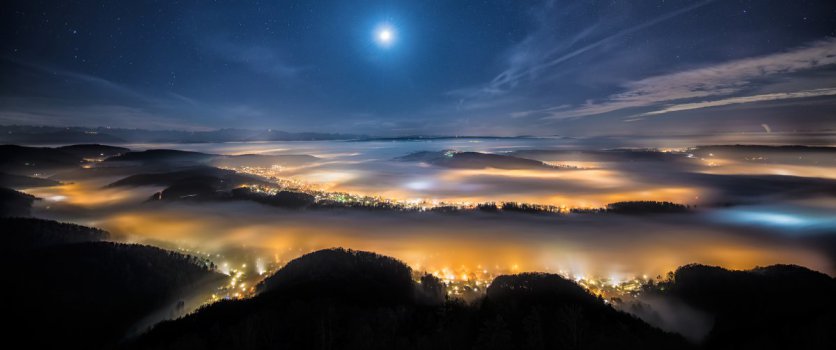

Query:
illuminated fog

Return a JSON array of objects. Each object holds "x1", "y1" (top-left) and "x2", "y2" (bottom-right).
[{"x1": 23, "y1": 138, "x2": 836, "y2": 283}]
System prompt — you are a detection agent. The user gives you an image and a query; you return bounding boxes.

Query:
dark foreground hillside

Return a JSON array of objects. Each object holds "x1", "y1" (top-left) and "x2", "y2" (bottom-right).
[
  {"x1": 130, "y1": 249, "x2": 836, "y2": 350},
  {"x1": 2, "y1": 218, "x2": 226, "y2": 349},
  {"x1": 0, "y1": 187, "x2": 38, "y2": 217},
  {"x1": 3, "y1": 216, "x2": 834, "y2": 349},
  {"x1": 131, "y1": 248, "x2": 688, "y2": 350},
  {"x1": 644, "y1": 264, "x2": 836, "y2": 350}
]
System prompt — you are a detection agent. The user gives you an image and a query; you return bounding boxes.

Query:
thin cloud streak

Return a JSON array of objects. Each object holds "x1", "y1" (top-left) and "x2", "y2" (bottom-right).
[
  {"x1": 0, "y1": 56, "x2": 217, "y2": 129},
  {"x1": 205, "y1": 37, "x2": 308, "y2": 79},
  {"x1": 1, "y1": 55, "x2": 151, "y2": 102},
  {"x1": 542, "y1": 38, "x2": 836, "y2": 120},
  {"x1": 485, "y1": 0, "x2": 717, "y2": 96},
  {"x1": 635, "y1": 88, "x2": 836, "y2": 118}
]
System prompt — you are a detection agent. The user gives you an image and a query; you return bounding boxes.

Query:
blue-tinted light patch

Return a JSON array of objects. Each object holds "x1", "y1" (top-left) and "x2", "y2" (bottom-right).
[{"x1": 710, "y1": 206, "x2": 836, "y2": 235}]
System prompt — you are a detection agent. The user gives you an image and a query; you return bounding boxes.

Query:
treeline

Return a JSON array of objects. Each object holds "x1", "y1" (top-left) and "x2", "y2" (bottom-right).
[
  {"x1": 222, "y1": 188, "x2": 691, "y2": 216},
  {"x1": 568, "y1": 201, "x2": 690, "y2": 214},
  {"x1": 605, "y1": 201, "x2": 689, "y2": 214}
]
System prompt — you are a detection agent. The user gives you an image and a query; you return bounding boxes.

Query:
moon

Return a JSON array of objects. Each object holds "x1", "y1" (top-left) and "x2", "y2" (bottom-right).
[
  {"x1": 374, "y1": 25, "x2": 396, "y2": 47},
  {"x1": 378, "y1": 29, "x2": 392, "y2": 42}
]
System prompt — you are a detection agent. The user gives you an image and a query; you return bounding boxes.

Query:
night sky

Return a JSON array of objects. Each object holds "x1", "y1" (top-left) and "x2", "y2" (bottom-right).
[{"x1": 2, "y1": 0, "x2": 835, "y2": 136}]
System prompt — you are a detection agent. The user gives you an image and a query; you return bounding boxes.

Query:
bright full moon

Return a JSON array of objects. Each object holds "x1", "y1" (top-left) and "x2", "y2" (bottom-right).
[
  {"x1": 379, "y1": 29, "x2": 392, "y2": 42},
  {"x1": 375, "y1": 25, "x2": 396, "y2": 47}
]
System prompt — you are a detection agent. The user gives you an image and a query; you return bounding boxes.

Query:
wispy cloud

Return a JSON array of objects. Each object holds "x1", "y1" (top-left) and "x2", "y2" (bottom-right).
[
  {"x1": 446, "y1": 0, "x2": 720, "y2": 123},
  {"x1": 543, "y1": 37, "x2": 836, "y2": 119},
  {"x1": 447, "y1": 0, "x2": 717, "y2": 102},
  {"x1": 0, "y1": 56, "x2": 214, "y2": 129},
  {"x1": 485, "y1": 0, "x2": 717, "y2": 97},
  {"x1": 1, "y1": 56, "x2": 152, "y2": 102},
  {"x1": 206, "y1": 37, "x2": 308, "y2": 78},
  {"x1": 635, "y1": 88, "x2": 836, "y2": 118}
]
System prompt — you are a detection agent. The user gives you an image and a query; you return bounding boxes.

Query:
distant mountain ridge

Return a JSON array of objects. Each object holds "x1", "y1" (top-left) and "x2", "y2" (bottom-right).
[{"x1": 0, "y1": 125, "x2": 366, "y2": 144}]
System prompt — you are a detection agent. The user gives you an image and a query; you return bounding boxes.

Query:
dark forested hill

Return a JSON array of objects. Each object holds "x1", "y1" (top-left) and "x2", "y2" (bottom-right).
[
  {"x1": 104, "y1": 149, "x2": 216, "y2": 165},
  {"x1": 57, "y1": 144, "x2": 130, "y2": 159},
  {"x1": 1, "y1": 216, "x2": 108, "y2": 249},
  {"x1": 646, "y1": 264, "x2": 836, "y2": 350},
  {"x1": 0, "y1": 172, "x2": 61, "y2": 188},
  {"x1": 0, "y1": 144, "x2": 83, "y2": 174},
  {"x1": 106, "y1": 166, "x2": 268, "y2": 189},
  {"x1": 257, "y1": 248, "x2": 417, "y2": 305},
  {"x1": 397, "y1": 150, "x2": 557, "y2": 170},
  {"x1": 130, "y1": 248, "x2": 688, "y2": 350},
  {"x1": 3, "y1": 218, "x2": 226, "y2": 349},
  {"x1": 479, "y1": 273, "x2": 687, "y2": 350},
  {"x1": 0, "y1": 187, "x2": 37, "y2": 217},
  {"x1": 104, "y1": 149, "x2": 321, "y2": 168}
]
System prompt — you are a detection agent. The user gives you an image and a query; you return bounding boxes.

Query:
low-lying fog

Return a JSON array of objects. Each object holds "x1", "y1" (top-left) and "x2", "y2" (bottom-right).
[{"x1": 22, "y1": 138, "x2": 836, "y2": 281}]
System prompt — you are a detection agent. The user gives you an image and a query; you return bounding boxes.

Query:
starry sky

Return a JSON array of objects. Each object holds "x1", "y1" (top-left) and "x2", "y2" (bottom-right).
[{"x1": 2, "y1": 0, "x2": 836, "y2": 136}]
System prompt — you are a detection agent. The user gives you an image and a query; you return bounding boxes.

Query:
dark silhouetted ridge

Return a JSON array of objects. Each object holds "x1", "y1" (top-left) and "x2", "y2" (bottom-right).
[
  {"x1": 650, "y1": 264, "x2": 836, "y2": 349},
  {"x1": 479, "y1": 273, "x2": 686, "y2": 350},
  {"x1": 131, "y1": 249, "x2": 688, "y2": 350},
  {"x1": 107, "y1": 166, "x2": 266, "y2": 189},
  {"x1": 606, "y1": 201, "x2": 689, "y2": 214},
  {"x1": 257, "y1": 248, "x2": 415, "y2": 305},
  {"x1": 0, "y1": 187, "x2": 37, "y2": 217},
  {"x1": 104, "y1": 149, "x2": 215, "y2": 164},
  {"x1": 105, "y1": 166, "x2": 270, "y2": 202},
  {"x1": 0, "y1": 144, "x2": 82, "y2": 174},
  {"x1": 397, "y1": 150, "x2": 556, "y2": 170},
  {"x1": 1, "y1": 216, "x2": 108, "y2": 250},
  {"x1": 0, "y1": 172, "x2": 61, "y2": 188},
  {"x1": 57, "y1": 143, "x2": 130, "y2": 158},
  {"x1": 4, "y1": 218, "x2": 224, "y2": 349}
]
